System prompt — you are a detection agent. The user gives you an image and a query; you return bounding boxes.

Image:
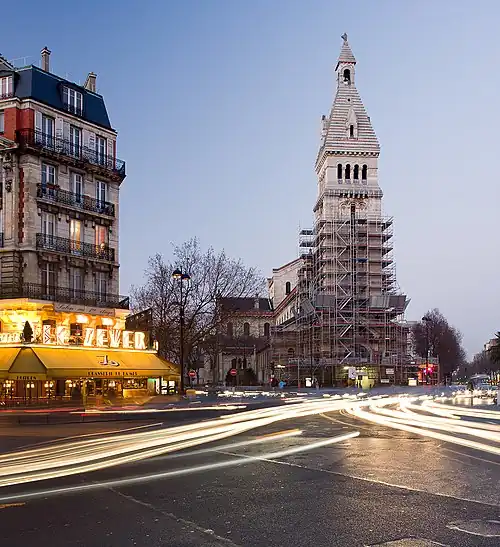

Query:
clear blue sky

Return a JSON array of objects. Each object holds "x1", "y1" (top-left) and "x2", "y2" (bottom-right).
[{"x1": 2, "y1": 0, "x2": 499, "y2": 357}]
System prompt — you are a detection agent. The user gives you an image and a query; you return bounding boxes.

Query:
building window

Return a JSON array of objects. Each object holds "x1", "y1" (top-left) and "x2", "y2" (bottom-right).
[
  {"x1": 345, "y1": 164, "x2": 351, "y2": 180},
  {"x1": 264, "y1": 323, "x2": 270, "y2": 337},
  {"x1": 95, "y1": 272, "x2": 107, "y2": 301},
  {"x1": 349, "y1": 124, "x2": 354, "y2": 138},
  {"x1": 0, "y1": 111, "x2": 4, "y2": 134},
  {"x1": 96, "y1": 136, "x2": 107, "y2": 165},
  {"x1": 95, "y1": 225, "x2": 108, "y2": 248},
  {"x1": 354, "y1": 164, "x2": 359, "y2": 181},
  {"x1": 41, "y1": 212, "x2": 55, "y2": 238},
  {"x1": 96, "y1": 180, "x2": 107, "y2": 209},
  {"x1": 70, "y1": 219, "x2": 82, "y2": 254},
  {"x1": 40, "y1": 163, "x2": 56, "y2": 197},
  {"x1": 285, "y1": 281, "x2": 291, "y2": 295},
  {"x1": 71, "y1": 172, "x2": 83, "y2": 204},
  {"x1": 70, "y1": 267, "x2": 84, "y2": 299},
  {"x1": 0, "y1": 76, "x2": 13, "y2": 99},
  {"x1": 362, "y1": 164, "x2": 368, "y2": 181},
  {"x1": 243, "y1": 322, "x2": 250, "y2": 336},
  {"x1": 337, "y1": 163, "x2": 342, "y2": 180},
  {"x1": 227, "y1": 322, "x2": 233, "y2": 337},
  {"x1": 69, "y1": 125, "x2": 81, "y2": 158},
  {"x1": 63, "y1": 87, "x2": 83, "y2": 116},
  {"x1": 41, "y1": 263, "x2": 56, "y2": 297}
]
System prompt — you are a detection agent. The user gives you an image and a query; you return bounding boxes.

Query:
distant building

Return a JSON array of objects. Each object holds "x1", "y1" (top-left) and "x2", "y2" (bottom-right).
[{"x1": 214, "y1": 296, "x2": 273, "y2": 384}]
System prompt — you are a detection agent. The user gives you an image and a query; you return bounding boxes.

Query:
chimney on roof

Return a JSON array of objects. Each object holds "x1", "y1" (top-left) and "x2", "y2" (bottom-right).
[
  {"x1": 41, "y1": 47, "x2": 51, "y2": 72},
  {"x1": 84, "y1": 72, "x2": 97, "y2": 93}
]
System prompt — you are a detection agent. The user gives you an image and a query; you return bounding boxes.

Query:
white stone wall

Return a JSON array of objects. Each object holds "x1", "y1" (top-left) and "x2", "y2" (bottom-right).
[{"x1": 269, "y1": 259, "x2": 302, "y2": 309}]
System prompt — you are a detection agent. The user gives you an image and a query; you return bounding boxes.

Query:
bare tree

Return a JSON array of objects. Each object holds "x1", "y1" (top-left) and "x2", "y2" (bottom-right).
[
  {"x1": 411, "y1": 308, "x2": 466, "y2": 377},
  {"x1": 132, "y1": 239, "x2": 265, "y2": 369},
  {"x1": 469, "y1": 350, "x2": 495, "y2": 376}
]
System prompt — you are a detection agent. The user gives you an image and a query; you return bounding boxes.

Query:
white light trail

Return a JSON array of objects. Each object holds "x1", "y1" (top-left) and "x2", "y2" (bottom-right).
[
  {"x1": 0, "y1": 431, "x2": 359, "y2": 504},
  {"x1": 0, "y1": 397, "x2": 360, "y2": 488}
]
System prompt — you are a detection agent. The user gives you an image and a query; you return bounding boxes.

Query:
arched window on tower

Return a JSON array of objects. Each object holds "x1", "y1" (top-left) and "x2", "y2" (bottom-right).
[
  {"x1": 349, "y1": 125, "x2": 354, "y2": 138},
  {"x1": 343, "y1": 69, "x2": 351, "y2": 84},
  {"x1": 354, "y1": 164, "x2": 359, "y2": 181},
  {"x1": 243, "y1": 322, "x2": 250, "y2": 336},
  {"x1": 285, "y1": 281, "x2": 291, "y2": 295},
  {"x1": 362, "y1": 164, "x2": 368, "y2": 182},
  {"x1": 337, "y1": 163, "x2": 342, "y2": 180},
  {"x1": 345, "y1": 164, "x2": 351, "y2": 180}
]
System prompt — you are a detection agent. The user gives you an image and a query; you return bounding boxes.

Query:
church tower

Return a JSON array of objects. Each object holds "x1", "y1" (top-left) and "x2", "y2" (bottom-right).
[{"x1": 296, "y1": 34, "x2": 409, "y2": 386}]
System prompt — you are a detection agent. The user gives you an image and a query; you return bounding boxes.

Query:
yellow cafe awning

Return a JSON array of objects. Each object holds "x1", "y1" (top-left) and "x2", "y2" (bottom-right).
[
  {"x1": 32, "y1": 347, "x2": 179, "y2": 379},
  {"x1": 6, "y1": 347, "x2": 48, "y2": 381},
  {"x1": 0, "y1": 348, "x2": 21, "y2": 378}
]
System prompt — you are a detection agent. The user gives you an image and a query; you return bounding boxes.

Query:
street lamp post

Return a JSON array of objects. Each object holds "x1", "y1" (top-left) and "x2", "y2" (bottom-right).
[
  {"x1": 422, "y1": 315, "x2": 431, "y2": 385},
  {"x1": 172, "y1": 268, "x2": 191, "y2": 395}
]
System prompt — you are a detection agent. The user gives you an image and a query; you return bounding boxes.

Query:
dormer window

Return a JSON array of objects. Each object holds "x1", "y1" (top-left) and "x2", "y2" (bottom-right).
[
  {"x1": 63, "y1": 86, "x2": 83, "y2": 116},
  {"x1": 0, "y1": 76, "x2": 13, "y2": 99}
]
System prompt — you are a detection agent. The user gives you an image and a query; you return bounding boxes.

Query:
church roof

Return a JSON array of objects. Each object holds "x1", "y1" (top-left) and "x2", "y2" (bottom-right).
[
  {"x1": 317, "y1": 35, "x2": 379, "y2": 162},
  {"x1": 336, "y1": 33, "x2": 356, "y2": 69}
]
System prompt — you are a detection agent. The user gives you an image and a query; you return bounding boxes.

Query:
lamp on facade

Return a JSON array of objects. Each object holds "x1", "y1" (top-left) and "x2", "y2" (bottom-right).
[{"x1": 172, "y1": 268, "x2": 191, "y2": 394}]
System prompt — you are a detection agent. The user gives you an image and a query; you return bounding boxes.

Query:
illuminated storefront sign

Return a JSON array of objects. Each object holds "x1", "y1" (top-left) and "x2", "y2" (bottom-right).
[
  {"x1": 0, "y1": 326, "x2": 147, "y2": 350},
  {"x1": 0, "y1": 333, "x2": 22, "y2": 343}
]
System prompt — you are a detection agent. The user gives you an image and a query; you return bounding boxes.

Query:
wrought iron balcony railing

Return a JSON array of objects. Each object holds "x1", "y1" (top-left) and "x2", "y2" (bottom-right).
[
  {"x1": 0, "y1": 90, "x2": 14, "y2": 100},
  {"x1": 0, "y1": 283, "x2": 129, "y2": 310},
  {"x1": 36, "y1": 233, "x2": 115, "y2": 262},
  {"x1": 63, "y1": 102, "x2": 84, "y2": 117},
  {"x1": 16, "y1": 129, "x2": 126, "y2": 179},
  {"x1": 36, "y1": 184, "x2": 115, "y2": 217}
]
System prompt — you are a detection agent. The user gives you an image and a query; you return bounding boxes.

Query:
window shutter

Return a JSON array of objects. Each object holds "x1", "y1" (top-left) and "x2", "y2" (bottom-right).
[
  {"x1": 108, "y1": 139, "x2": 114, "y2": 164},
  {"x1": 35, "y1": 111, "x2": 42, "y2": 133},
  {"x1": 55, "y1": 118, "x2": 63, "y2": 140}
]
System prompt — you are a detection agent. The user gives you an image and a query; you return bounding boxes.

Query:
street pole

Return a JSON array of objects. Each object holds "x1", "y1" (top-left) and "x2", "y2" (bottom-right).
[
  {"x1": 179, "y1": 278, "x2": 185, "y2": 395},
  {"x1": 172, "y1": 268, "x2": 191, "y2": 395}
]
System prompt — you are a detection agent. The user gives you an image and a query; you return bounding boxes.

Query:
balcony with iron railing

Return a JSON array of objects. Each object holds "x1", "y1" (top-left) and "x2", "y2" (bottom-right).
[
  {"x1": 0, "y1": 283, "x2": 129, "y2": 310},
  {"x1": 16, "y1": 129, "x2": 126, "y2": 180},
  {"x1": 63, "y1": 102, "x2": 83, "y2": 117},
  {"x1": 36, "y1": 233, "x2": 115, "y2": 262},
  {"x1": 36, "y1": 184, "x2": 115, "y2": 217},
  {"x1": 0, "y1": 90, "x2": 14, "y2": 100}
]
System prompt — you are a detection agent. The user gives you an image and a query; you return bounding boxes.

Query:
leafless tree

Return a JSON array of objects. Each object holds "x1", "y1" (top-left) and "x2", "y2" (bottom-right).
[
  {"x1": 131, "y1": 238, "x2": 265, "y2": 368},
  {"x1": 468, "y1": 350, "x2": 496, "y2": 376},
  {"x1": 411, "y1": 308, "x2": 466, "y2": 377}
]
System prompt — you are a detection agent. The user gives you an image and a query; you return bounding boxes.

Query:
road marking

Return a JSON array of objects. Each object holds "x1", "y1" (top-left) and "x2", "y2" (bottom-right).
[
  {"x1": 220, "y1": 450, "x2": 500, "y2": 509},
  {"x1": 0, "y1": 503, "x2": 25, "y2": 509},
  {"x1": 110, "y1": 488, "x2": 242, "y2": 546},
  {"x1": 441, "y1": 446, "x2": 500, "y2": 467},
  {"x1": 447, "y1": 518, "x2": 500, "y2": 537}
]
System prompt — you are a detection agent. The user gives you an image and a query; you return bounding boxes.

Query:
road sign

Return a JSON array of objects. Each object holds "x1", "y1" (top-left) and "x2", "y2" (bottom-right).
[
  {"x1": 230, "y1": 368, "x2": 237, "y2": 376},
  {"x1": 188, "y1": 370, "x2": 196, "y2": 378}
]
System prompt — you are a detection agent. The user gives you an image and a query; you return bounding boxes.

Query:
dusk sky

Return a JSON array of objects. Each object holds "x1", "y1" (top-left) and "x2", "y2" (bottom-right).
[{"x1": 2, "y1": 0, "x2": 499, "y2": 357}]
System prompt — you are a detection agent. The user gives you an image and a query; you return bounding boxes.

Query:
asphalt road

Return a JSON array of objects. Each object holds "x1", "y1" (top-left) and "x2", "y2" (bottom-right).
[{"x1": 0, "y1": 400, "x2": 499, "y2": 546}]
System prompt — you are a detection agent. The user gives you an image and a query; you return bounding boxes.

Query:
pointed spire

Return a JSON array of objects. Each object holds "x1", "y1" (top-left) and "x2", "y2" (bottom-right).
[{"x1": 336, "y1": 33, "x2": 356, "y2": 69}]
